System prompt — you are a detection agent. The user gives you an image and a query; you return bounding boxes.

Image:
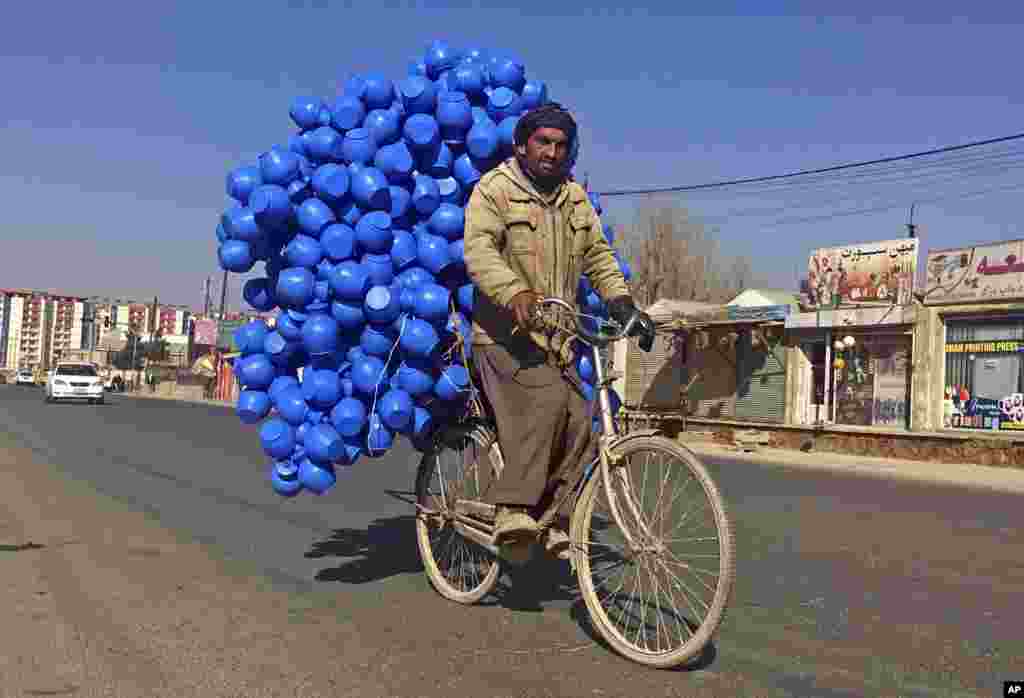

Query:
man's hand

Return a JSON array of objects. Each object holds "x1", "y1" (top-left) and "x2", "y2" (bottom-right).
[
  {"x1": 607, "y1": 295, "x2": 656, "y2": 352},
  {"x1": 509, "y1": 290, "x2": 540, "y2": 330}
]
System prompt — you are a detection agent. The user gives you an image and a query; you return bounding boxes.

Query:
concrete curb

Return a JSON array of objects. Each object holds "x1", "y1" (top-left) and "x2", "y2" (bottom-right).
[
  {"x1": 115, "y1": 391, "x2": 233, "y2": 409},
  {"x1": 680, "y1": 437, "x2": 1024, "y2": 495}
]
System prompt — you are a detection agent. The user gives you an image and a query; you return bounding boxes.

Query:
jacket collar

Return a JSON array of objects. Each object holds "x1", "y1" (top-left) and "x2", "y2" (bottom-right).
[{"x1": 494, "y1": 157, "x2": 571, "y2": 207}]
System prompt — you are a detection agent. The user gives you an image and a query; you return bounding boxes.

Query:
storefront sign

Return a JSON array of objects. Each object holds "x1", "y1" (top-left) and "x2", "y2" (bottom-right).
[
  {"x1": 806, "y1": 238, "x2": 918, "y2": 308},
  {"x1": 946, "y1": 340, "x2": 1024, "y2": 354},
  {"x1": 785, "y1": 304, "x2": 917, "y2": 329},
  {"x1": 924, "y1": 239, "x2": 1024, "y2": 305},
  {"x1": 726, "y1": 304, "x2": 791, "y2": 322}
]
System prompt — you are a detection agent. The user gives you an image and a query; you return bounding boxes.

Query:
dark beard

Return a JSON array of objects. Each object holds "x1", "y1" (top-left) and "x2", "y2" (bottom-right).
[{"x1": 516, "y1": 153, "x2": 565, "y2": 194}]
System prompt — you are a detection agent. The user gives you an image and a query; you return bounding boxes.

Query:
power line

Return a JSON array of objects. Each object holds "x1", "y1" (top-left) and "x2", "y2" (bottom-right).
[{"x1": 595, "y1": 131, "x2": 1024, "y2": 197}]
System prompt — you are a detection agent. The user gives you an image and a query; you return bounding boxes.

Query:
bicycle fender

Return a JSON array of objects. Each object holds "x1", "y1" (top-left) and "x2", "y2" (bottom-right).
[{"x1": 606, "y1": 429, "x2": 662, "y2": 452}]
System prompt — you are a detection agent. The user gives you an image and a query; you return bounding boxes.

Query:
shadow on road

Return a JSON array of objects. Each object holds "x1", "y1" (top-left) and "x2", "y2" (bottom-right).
[
  {"x1": 305, "y1": 515, "x2": 424, "y2": 583},
  {"x1": 300, "y1": 513, "x2": 720, "y2": 671}
]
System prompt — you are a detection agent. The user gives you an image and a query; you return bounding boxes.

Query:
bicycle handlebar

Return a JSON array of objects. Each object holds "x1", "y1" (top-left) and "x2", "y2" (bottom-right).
[{"x1": 532, "y1": 297, "x2": 639, "y2": 348}]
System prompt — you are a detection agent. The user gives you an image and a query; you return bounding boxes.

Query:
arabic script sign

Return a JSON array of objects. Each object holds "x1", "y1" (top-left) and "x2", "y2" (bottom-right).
[
  {"x1": 805, "y1": 239, "x2": 918, "y2": 308},
  {"x1": 924, "y1": 239, "x2": 1024, "y2": 305}
]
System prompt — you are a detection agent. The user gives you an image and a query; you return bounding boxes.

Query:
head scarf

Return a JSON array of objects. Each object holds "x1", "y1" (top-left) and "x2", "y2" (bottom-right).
[{"x1": 513, "y1": 102, "x2": 578, "y2": 149}]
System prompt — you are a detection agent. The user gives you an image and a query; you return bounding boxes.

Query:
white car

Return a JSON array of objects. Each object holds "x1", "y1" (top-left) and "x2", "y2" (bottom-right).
[
  {"x1": 15, "y1": 369, "x2": 35, "y2": 386},
  {"x1": 45, "y1": 362, "x2": 105, "y2": 404}
]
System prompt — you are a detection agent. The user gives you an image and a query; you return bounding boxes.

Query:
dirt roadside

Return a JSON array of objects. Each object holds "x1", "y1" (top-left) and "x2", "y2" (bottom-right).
[{"x1": 0, "y1": 433, "x2": 783, "y2": 698}]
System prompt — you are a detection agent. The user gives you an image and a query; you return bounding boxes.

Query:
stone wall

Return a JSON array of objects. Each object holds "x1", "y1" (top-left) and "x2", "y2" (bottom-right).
[{"x1": 687, "y1": 420, "x2": 1024, "y2": 468}]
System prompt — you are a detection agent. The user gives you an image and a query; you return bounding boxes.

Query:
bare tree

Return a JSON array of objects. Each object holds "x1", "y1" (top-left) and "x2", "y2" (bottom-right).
[{"x1": 619, "y1": 204, "x2": 755, "y2": 307}]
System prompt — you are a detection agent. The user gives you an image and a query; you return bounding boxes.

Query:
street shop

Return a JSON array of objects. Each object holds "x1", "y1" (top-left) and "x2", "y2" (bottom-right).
[
  {"x1": 788, "y1": 238, "x2": 919, "y2": 429},
  {"x1": 924, "y1": 239, "x2": 1024, "y2": 432}
]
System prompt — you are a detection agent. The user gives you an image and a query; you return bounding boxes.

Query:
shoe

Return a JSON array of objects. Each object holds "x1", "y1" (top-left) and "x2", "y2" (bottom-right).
[
  {"x1": 545, "y1": 527, "x2": 571, "y2": 560},
  {"x1": 493, "y1": 506, "x2": 539, "y2": 545}
]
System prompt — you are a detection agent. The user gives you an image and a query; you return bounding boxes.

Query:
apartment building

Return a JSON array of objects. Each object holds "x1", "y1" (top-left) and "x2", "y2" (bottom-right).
[{"x1": 0, "y1": 290, "x2": 87, "y2": 370}]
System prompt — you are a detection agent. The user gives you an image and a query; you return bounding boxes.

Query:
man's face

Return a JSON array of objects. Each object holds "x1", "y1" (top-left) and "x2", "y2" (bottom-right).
[{"x1": 517, "y1": 127, "x2": 570, "y2": 181}]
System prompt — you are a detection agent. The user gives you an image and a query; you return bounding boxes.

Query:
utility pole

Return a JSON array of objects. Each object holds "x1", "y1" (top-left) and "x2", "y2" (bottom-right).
[
  {"x1": 217, "y1": 269, "x2": 229, "y2": 321},
  {"x1": 906, "y1": 203, "x2": 917, "y2": 239},
  {"x1": 203, "y1": 277, "x2": 212, "y2": 317}
]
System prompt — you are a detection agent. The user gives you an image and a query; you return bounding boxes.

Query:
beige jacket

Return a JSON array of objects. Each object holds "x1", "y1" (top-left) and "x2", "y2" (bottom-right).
[{"x1": 463, "y1": 158, "x2": 629, "y2": 358}]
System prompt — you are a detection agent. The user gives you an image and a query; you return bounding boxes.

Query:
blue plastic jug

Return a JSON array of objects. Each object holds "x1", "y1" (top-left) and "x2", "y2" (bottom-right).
[
  {"x1": 329, "y1": 260, "x2": 371, "y2": 301},
  {"x1": 403, "y1": 113, "x2": 441, "y2": 153},
  {"x1": 276, "y1": 267, "x2": 316, "y2": 309},
  {"x1": 227, "y1": 166, "x2": 263, "y2": 205},
  {"x1": 298, "y1": 458, "x2": 336, "y2": 494},
  {"x1": 330, "y1": 298, "x2": 366, "y2": 332},
  {"x1": 330, "y1": 397, "x2": 367, "y2": 438},
  {"x1": 361, "y1": 253, "x2": 394, "y2": 286},
  {"x1": 359, "y1": 323, "x2": 397, "y2": 357},
  {"x1": 249, "y1": 184, "x2": 292, "y2": 229},
  {"x1": 390, "y1": 229, "x2": 418, "y2": 271},
  {"x1": 437, "y1": 91, "x2": 473, "y2": 143},
  {"x1": 237, "y1": 354, "x2": 276, "y2": 390},
  {"x1": 269, "y1": 461, "x2": 303, "y2": 497},
  {"x1": 290, "y1": 96, "x2": 324, "y2": 130},
  {"x1": 417, "y1": 233, "x2": 452, "y2": 275},
  {"x1": 412, "y1": 283, "x2": 451, "y2": 324},
  {"x1": 320, "y1": 223, "x2": 357, "y2": 262},
  {"x1": 435, "y1": 364, "x2": 470, "y2": 401},
  {"x1": 237, "y1": 390, "x2": 272, "y2": 424},
  {"x1": 362, "y1": 74, "x2": 395, "y2": 111},
  {"x1": 520, "y1": 80, "x2": 548, "y2": 110},
  {"x1": 365, "y1": 413, "x2": 394, "y2": 455},
  {"x1": 296, "y1": 198, "x2": 336, "y2": 237},
  {"x1": 304, "y1": 126, "x2": 344, "y2": 163},
  {"x1": 364, "y1": 285, "x2": 402, "y2": 325},
  {"x1": 284, "y1": 234, "x2": 323, "y2": 268},
  {"x1": 311, "y1": 164, "x2": 349, "y2": 206},
  {"x1": 399, "y1": 76, "x2": 436, "y2": 115},
  {"x1": 331, "y1": 95, "x2": 366, "y2": 132},
  {"x1": 419, "y1": 142, "x2": 453, "y2": 178},
  {"x1": 301, "y1": 368, "x2": 342, "y2": 409},
  {"x1": 411, "y1": 175, "x2": 441, "y2": 216},
  {"x1": 379, "y1": 388, "x2": 414, "y2": 432},
  {"x1": 300, "y1": 312, "x2": 340, "y2": 357},
  {"x1": 398, "y1": 318, "x2": 440, "y2": 359},
  {"x1": 355, "y1": 211, "x2": 393, "y2": 254},
  {"x1": 365, "y1": 108, "x2": 401, "y2": 146},
  {"x1": 260, "y1": 417, "x2": 298, "y2": 459},
  {"x1": 428, "y1": 203, "x2": 464, "y2": 241},
  {"x1": 259, "y1": 148, "x2": 301, "y2": 186},
  {"x1": 243, "y1": 278, "x2": 275, "y2": 312},
  {"x1": 396, "y1": 359, "x2": 436, "y2": 396},
  {"x1": 352, "y1": 354, "x2": 387, "y2": 396},
  {"x1": 234, "y1": 320, "x2": 270, "y2": 356},
  {"x1": 486, "y1": 87, "x2": 522, "y2": 123},
  {"x1": 341, "y1": 128, "x2": 377, "y2": 166},
  {"x1": 351, "y1": 167, "x2": 391, "y2": 211},
  {"x1": 219, "y1": 240, "x2": 255, "y2": 273},
  {"x1": 374, "y1": 141, "x2": 414, "y2": 183},
  {"x1": 275, "y1": 386, "x2": 310, "y2": 426}
]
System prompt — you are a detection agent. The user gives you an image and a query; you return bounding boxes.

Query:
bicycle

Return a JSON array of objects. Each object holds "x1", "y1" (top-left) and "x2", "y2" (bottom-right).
[{"x1": 413, "y1": 297, "x2": 735, "y2": 669}]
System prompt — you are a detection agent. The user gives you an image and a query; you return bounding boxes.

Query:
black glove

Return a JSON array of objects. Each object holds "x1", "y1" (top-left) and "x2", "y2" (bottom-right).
[{"x1": 607, "y1": 296, "x2": 656, "y2": 352}]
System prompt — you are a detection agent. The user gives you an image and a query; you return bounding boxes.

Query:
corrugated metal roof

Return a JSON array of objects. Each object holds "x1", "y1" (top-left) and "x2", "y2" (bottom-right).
[{"x1": 645, "y1": 298, "x2": 721, "y2": 324}]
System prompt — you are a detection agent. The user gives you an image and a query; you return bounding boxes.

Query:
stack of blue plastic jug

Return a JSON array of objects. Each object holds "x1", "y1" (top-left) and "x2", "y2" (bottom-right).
[{"x1": 216, "y1": 40, "x2": 632, "y2": 497}]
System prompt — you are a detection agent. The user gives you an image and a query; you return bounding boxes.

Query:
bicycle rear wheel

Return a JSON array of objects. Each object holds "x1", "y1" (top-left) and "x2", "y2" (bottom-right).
[
  {"x1": 572, "y1": 435, "x2": 734, "y2": 668},
  {"x1": 415, "y1": 424, "x2": 501, "y2": 604}
]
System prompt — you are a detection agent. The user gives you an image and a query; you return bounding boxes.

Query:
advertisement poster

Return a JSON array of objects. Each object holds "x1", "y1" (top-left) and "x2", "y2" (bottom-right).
[
  {"x1": 945, "y1": 339, "x2": 1024, "y2": 430},
  {"x1": 806, "y1": 238, "x2": 918, "y2": 308},
  {"x1": 192, "y1": 318, "x2": 219, "y2": 346},
  {"x1": 924, "y1": 239, "x2": 1024, "y2": 305}
]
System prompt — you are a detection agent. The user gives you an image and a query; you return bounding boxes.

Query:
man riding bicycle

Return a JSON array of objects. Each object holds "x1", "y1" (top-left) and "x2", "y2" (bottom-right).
[{"x1": 463, "y1": 103, "x2": 656, "y2": 558}]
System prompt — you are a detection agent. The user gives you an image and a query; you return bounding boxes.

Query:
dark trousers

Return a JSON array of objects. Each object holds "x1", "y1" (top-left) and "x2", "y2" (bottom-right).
[{"x1": 473, "y1": 341, "x2": 595, "y2": 517}]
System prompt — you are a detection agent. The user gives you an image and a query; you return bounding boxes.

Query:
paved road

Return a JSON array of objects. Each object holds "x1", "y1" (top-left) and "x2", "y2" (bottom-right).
[{"x1": 1, "y1": 384, "x2": 1021, "y2": 697}]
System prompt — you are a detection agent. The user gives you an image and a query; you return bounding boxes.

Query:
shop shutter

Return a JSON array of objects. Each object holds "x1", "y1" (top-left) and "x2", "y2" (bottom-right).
[
  {"x1": 624, "y1": 333, "x2": 684, "y2": 409},
  {"x1": 735, "y1": 330, "x2": 786, "y2": 422},
  {"x1": 687, "y1": 329, "x2": 736, "y2": 418}
]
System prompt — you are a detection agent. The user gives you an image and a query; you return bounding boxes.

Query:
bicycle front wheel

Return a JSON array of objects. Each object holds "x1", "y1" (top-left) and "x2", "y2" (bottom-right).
[{"x1": 572, "y1": 435, "x2": 735, "y2": 668}]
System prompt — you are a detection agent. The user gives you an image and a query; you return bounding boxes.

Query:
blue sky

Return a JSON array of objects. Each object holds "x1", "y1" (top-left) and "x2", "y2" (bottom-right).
[{"x1": 3, "y1": 2, "x2": 1024, "y2": 309}]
